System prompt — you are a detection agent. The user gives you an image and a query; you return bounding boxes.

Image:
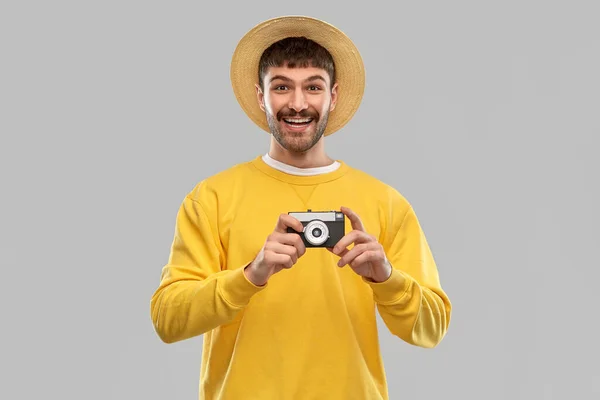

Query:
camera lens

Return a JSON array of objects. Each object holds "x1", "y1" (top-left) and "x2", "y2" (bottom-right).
[{"x1": 304, "y1": 220, "x2": 329, "y2": 246}]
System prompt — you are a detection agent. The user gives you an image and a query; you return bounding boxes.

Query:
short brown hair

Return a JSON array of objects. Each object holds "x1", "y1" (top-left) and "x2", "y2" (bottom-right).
[{"x1": 258, "y1": 37, "x2": 336, "y2": 90}]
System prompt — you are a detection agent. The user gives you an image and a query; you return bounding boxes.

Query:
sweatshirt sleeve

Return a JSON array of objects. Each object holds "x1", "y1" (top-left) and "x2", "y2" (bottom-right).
[
  {"x1": 150, "y1": 185, "x2": 265, "y2": 344},
  {"x1": 365, "y1": 190, "x2": 452, "y2": 348}
]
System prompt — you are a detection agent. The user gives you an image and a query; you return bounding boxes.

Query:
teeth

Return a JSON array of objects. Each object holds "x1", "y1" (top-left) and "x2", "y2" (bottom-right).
[{"x1": 284, "y1": 118, "x2": 312, "y2": 123}]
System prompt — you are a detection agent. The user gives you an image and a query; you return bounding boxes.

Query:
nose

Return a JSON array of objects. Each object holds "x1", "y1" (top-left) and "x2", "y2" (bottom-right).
[{"x1": 288, "y1": 88, "x2": 308, "y2": 112}]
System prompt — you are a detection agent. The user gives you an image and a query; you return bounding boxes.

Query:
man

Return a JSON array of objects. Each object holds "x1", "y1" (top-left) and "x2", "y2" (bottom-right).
[{"x1": 151, "y1": 15, "x2": 451, "y2": 400}]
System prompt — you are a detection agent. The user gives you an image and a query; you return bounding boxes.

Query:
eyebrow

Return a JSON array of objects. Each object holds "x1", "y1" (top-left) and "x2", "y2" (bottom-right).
[{"x1": 269, "y1": 74, "x2": 327, "y2": 84}]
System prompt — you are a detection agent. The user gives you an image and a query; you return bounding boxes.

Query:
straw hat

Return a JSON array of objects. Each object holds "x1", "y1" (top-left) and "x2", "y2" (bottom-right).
[{"x1": 230, "y1": 15, "x2": 365, "y2": 136}]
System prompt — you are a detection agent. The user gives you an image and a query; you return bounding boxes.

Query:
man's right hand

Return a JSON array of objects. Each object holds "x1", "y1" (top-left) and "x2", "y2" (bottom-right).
[{"x1": 244, "y1": 213, "x2": 306, "y2": 286}]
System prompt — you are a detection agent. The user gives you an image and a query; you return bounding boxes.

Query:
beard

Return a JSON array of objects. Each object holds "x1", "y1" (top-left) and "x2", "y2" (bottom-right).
[{"x1": 266, "y1": 105, "x2": 330, "y2": 153}]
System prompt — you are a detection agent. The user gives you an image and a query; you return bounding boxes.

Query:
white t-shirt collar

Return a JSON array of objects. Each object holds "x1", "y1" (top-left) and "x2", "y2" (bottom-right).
[{"x1": 262, "y1": 153, "x2": 340, "y2": 176}]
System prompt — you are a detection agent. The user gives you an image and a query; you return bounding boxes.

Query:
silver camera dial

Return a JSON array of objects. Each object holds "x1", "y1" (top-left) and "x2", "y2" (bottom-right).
[{"x1": 304, "y1": 220, "x2": 329, "y2": 246}]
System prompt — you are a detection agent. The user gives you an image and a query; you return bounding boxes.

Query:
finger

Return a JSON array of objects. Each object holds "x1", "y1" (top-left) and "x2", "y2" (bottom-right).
[
  {"x1": 265, "y1": 241, "x2": 299, "y2": 264},
  {"x1": 326, "y1": 246, "x2": 337, "y2": 257},
  {"x1": 274, "y1": 213, "x2": 304, "y2": 234},
  {"x1": 270, "y1": 232, "x2": 306, "y2": 257},
  {"x1": 337, "y1": 243, "x2": 373, "y2": 267},
  {"x1": 328, "y1": 246, "x2": 349, "y2": 259},
  {"x1": 332, "y1": 230, "x2": 372, "y2": 255},
  {"x1": 265, "y1": 250, "x2": 294, "y2": 269},
  {"x1": 340, "y1": 206, "x2": 365, "y2": 232},
  {"x1": 348, "y1": 250, "x2": 382, "y2": 269}
]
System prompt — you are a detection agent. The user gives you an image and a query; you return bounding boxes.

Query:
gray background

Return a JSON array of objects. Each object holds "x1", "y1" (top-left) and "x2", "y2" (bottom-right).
[{"x1": 1, "y1": 1, "x2": 598, "y2": 399}]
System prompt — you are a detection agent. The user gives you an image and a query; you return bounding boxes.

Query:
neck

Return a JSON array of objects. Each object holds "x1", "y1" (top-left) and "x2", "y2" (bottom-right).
[{"x1": 268, "y1": 137, "x2": 334, "y2": 168}]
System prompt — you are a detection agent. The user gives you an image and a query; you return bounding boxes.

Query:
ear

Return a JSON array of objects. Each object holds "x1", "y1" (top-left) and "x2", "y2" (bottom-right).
[
  {"x1": 329, "y1": 82, "x2": 338, "y2": 112},
  {"x1": 255, "y1": 83, "x2": 265, "y2": 112}
]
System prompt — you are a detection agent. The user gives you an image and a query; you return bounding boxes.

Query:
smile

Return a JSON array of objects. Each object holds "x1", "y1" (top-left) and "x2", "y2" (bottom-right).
[{"x1": 283, "y1": 118, "x2": 313, "y2": 125}]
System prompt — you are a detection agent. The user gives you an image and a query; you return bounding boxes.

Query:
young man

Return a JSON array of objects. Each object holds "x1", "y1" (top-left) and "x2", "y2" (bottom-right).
[{"x1": 151, "y1": 15, "x2": 452, "y2": 400}]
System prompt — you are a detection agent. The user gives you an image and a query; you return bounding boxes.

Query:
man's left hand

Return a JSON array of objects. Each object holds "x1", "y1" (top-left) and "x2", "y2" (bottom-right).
[{"x1": 327, "y1": 206, "x2": 392, "y2": 283}]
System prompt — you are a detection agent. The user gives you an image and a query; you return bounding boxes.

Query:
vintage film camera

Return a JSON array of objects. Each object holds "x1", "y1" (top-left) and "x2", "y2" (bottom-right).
[{"x1": 287, "y1": 209, "x2": 346, "y2": 248}]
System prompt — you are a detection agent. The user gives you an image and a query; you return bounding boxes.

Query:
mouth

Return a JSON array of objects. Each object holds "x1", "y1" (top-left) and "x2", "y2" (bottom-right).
[{"x1": 281, "y1": 117, "x2": 314, "y2": 132}]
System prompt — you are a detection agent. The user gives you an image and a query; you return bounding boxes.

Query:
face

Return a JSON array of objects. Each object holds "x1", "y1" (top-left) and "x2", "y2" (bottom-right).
[{"x1": 256, "y1": 65, "x2": 338, "y2": 153}]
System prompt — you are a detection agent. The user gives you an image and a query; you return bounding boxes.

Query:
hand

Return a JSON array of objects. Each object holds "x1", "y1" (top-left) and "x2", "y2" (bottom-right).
[
  {"x1": 244, "y1": 213, "x2": 306, "y2": 286},
  {"x1": 327, "y1": 206, "x2": 392, "y2": 283}
]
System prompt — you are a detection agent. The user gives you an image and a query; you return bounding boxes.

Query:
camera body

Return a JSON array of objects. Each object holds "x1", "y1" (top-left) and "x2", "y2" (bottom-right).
[{"x1": 287, "y1": 209, "x2": 346, "y2": 248}]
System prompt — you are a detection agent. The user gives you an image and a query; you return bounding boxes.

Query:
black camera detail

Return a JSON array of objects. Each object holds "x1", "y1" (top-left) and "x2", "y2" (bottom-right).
[{"x1": 286, "y1": 209, "x2": 346, "y2": 248}]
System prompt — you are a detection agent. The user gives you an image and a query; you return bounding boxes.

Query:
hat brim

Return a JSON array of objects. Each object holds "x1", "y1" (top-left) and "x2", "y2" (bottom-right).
[{"x1": 230, "y1": 15, "x2": 365, "y2": 136}]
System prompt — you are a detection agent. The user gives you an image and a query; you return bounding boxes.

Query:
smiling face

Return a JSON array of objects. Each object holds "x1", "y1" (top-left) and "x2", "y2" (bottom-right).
[{"x1": 256, "y1": 64, "x2": 338, "y2": 153}]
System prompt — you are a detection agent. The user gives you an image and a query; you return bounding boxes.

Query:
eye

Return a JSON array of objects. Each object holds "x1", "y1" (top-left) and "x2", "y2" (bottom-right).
[
  {"x1": 273, "y1": 85, "x2": 288, "y2": 91},
  {"x1": 307, "y1": 85, "x2": 322, "y2": 91}
]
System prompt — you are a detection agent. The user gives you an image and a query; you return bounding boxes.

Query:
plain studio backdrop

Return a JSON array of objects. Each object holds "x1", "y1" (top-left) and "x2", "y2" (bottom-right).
[{"x1": 1, "y1": 1, "x2": 598, "y2": 399}]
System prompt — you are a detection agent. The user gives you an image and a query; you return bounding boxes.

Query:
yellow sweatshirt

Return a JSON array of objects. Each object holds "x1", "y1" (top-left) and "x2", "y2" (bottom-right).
[{"x1": 150, "y1": 155, "x2": 452, "y2": 400}]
